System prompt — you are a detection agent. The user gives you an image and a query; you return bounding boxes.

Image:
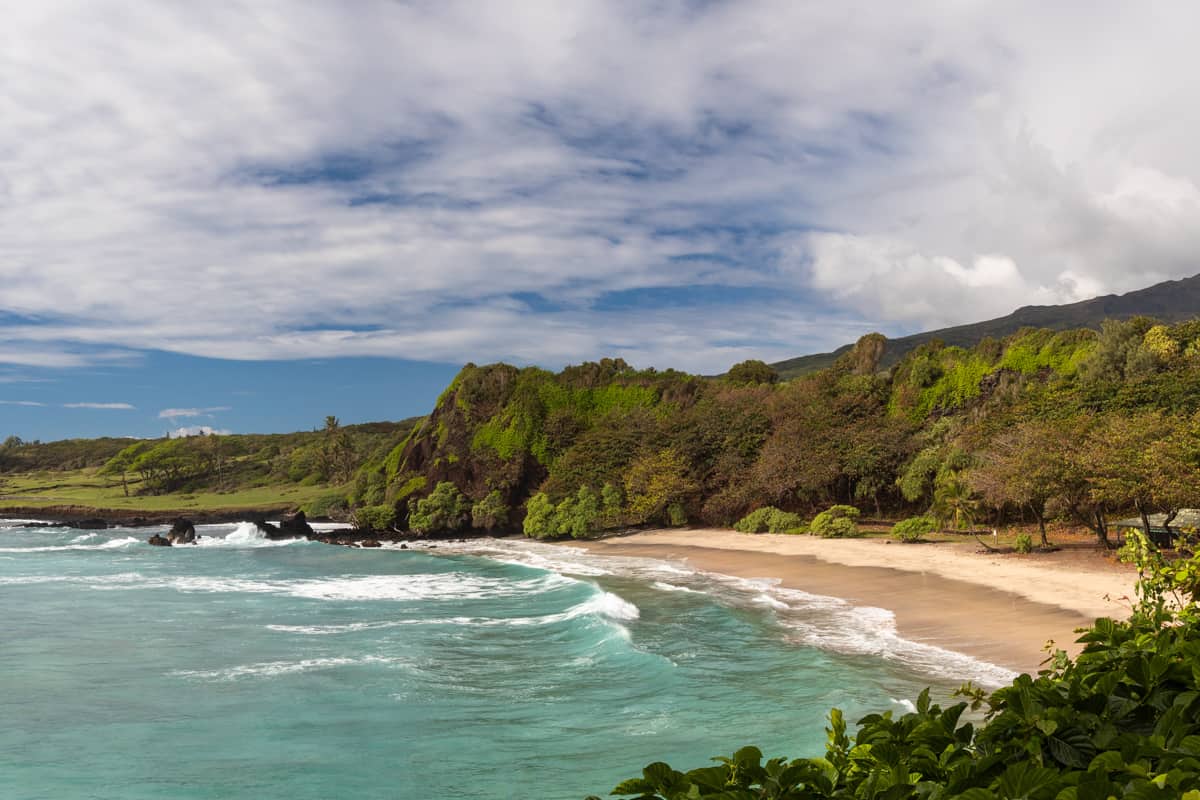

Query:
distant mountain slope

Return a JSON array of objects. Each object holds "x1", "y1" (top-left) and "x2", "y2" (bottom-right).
[{"x1": 772, "y1": 273, "x2": 1200, "y2": 379}]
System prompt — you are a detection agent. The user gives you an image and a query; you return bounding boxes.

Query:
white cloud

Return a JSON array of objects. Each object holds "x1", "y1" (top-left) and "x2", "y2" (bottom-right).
[
  {"x1": 158, "y1": 407, "x2": 231, "y2": 419},
  {"x1": 2, "y1": 3, "x2": 1200, "y2": 371},
  {"x1": 168, "y1": 426, "x2": 232, "y2": 438},
  {"x1": 62, "y1": 402, "x2": 135, "y2": 410},
  {"x1": 0, "y1": 400, "x2": 46, "y2": 407}
]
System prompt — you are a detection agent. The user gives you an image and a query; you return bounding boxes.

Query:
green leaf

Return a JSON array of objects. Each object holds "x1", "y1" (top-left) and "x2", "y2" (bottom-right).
[
  {"x1": 1048, "y1": 730, "x2": 1096, "y2": 769},
  {"x1": 731, "y1": 746, "x2": 763, "y2": 770},
  {"x1": 995, "y1": 762, "x2": 1061, "y2": 797},
  {"x1": 610, "y1": 778, "x2": 654, "y2": 795}
]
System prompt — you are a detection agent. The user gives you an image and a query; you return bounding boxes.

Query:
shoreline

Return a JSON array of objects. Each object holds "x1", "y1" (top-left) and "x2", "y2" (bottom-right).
[{"x1": 564, "y1": 529, "x2": 1138, "y2": 676}]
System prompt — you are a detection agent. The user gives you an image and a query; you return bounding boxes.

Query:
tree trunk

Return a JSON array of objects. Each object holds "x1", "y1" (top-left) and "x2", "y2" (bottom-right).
[
  {"x1": 1164, "y1": 507, "x2": 1179, "y2": 549},
  {"x1": 1094, "y1": 508, "x2": 1111, "y2": 549},
  {"x1": 1136, "y1": 498, "x2": 1154, "y2": 547},
  {"x1": 1031, "y1": 503, "x2": 1048, "y2": 548}
]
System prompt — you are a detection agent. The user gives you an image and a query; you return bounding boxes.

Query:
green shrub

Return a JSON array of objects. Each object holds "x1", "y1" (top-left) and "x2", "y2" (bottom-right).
[
  {"x1": 667, "y1": 503, "x2": 687, "y2": 527},
  {"x1": 810, "y1": 504, "x2": 861, "y2": 538},
  {"x1": 470, "y1": 490, "x2": 509, "y2": 531},
  {"x1": 1014, "y1": 531, "x2": 1034, "y2": 553},
  {"x1": 523, "y1": 492, "x2": 556, "y2": 539},
  {"x1": 562, "y1": 486, "x2": 601, "y2": 538},
  {"x1": 733, "y1": 507, "x2": 774, "y2": 533},
  {"x1": 891, "y1": 515, "x2": 936, "y2": 543},
  {"x1": 733, "y1": 506, "x2": 805, "y2": 534},
  {"x1": 302, "y1": 491, "x2": 349, "y2": 518},
  {"x1": 407, "y1": 481, "x2": 469, "y2": 534},
  {"x1": 522, "y1": 487, "x2": 607, "y2": 539},
  {"x1": 353, "y1": 503, "x2": 396, "y2": 531}
]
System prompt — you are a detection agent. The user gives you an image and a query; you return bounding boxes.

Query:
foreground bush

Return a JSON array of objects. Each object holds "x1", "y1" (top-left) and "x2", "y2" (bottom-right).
[
  {"x1": 891, "y1": 515, "x2": 936, "y2": 543},
  {"x1": 810, "y1": 505, "x2": 861, "y2": 538},
  {"x1": 734, "y1": 506, "x2": 805, "y2": 534},
  {"x1": 591, "y1": 533, "x2": 1200, "y2": 799}
]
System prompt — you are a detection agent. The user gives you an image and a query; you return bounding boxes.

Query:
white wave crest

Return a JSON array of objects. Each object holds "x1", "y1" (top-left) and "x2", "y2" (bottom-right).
[
  {"x1": 434, "y1": 538, "x2": 1019, "y2": 688},
  {"x1": 578, "y1": 590, "x2": 640, "y2": 621},
  {"x1": 192, "y1": 521, "x2": 305, "y2": 548},
  {"x1": 651, "y1": 581, "x2": 702, "y2": 594},
  {"x1": 172, "y1": 655, "x2": 409, "y2": 681},
  {"x1": 0, "y1": 536, "x2": 139, "y2": 553}
]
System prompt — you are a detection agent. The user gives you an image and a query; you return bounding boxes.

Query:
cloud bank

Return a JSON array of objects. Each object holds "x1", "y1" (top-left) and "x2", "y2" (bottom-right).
[{"x1": 3, "y1": 2, "x2": 1200, "y2": 373}]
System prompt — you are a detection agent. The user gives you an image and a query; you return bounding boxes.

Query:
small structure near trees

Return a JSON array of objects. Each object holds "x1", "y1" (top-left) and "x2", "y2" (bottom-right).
[{"x1": 1113, "y1": 508, "x2": 1200, "y2": 549}]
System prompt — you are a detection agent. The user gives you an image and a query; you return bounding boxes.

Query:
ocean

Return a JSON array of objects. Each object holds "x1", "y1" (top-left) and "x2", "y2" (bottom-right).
[{"x1": 0, "y1": 521, "x2": 1014, "y2": 799}]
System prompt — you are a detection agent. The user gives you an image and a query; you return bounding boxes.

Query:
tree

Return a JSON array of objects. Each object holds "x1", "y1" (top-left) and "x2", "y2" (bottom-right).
[
  {"x1": 931, "y1": 470, "x2": 979, "y2": 532},
  {"x1": 968, "y1": 419, "x2": 1078, "y2": 547},
  {"x1": 835, "y1": 332, "x2": 887, "y2": 375},
  {"x1": 624, "y1": 448, "x2": 699, "y2": 525},
  {"x1": 724, "y1": 359, "x2": 779, "y2": 386},
  {"x1": 470, "y1": 490, "x2": 509, "y2": 531},
  {"x1": 98, "y1": 441, "x2": 151, "y2": 496},
  {"x1": 1086, "y1": 410, "x2": 1200, "y2": 546},
  {"x1": 408, "y1": 481, "x2": 469, "y2": 534},
  {"x1": 522, "y1": 492, "x2": 556, "y2": 539}
]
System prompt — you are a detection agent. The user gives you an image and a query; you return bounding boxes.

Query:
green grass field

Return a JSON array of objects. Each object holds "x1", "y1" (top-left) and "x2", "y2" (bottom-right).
[{"x1": 0, "y1": 468, "x2": 337, "y2": 513}]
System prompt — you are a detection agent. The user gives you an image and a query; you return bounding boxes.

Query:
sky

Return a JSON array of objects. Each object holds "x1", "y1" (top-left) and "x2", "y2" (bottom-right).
[{"x1": 4, "y1": 2, "x2": 1200, "y2": 440}]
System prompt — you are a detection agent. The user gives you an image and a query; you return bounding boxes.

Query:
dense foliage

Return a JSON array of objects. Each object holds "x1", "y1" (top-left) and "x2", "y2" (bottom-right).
[
  {"x1": 366, "y1": 318, "x2": 1200, "y2": 541},
  {"x1": 589, "y1": 535, "x2": 1200, "y2": 799}
]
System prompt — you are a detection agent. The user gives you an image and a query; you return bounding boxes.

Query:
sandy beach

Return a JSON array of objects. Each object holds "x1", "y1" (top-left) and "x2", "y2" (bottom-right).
[{"x1": 567, "y1": 529, "x2": 1139, "y2": 675}]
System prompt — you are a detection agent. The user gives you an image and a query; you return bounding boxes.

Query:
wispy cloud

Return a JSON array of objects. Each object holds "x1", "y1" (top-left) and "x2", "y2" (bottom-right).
[
  {"x1": 62, "y1": 402, "x2": 135, "y2": 410},
  {"x1": 2, "y1": 3, "x2": 1200, "y2": 372},
  {"x1": 158, "y1": 406, "x2": 232, "y2": 420},
  {"x1": 0, "y1": 400, "x2": 47, "y2": 407}
]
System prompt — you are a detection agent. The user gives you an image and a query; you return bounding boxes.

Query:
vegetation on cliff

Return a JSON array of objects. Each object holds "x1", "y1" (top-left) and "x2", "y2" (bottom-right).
[{"x1": 359, "y1": 315, "x2": 1200, "y2": 544}]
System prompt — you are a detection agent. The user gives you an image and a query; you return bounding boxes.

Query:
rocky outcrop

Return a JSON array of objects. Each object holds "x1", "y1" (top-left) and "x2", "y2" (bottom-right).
[
  {"x1": 253, "y1": 510, "x2": 315, "y2": 540},
  {"x1": 278, "y1": 510, "x2": 314, "y2": 538},
  {"x1": 147, "y1": 533, "x2": 171, "y2": 547},
  {"x1": 168, "y1": 518, "x2": 196, "y2": 544}
]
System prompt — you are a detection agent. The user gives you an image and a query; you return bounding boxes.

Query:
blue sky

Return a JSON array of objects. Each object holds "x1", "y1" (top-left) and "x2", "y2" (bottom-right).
[{"x1": 4, "y1": 2, "x2": 1200, "y2": 440}]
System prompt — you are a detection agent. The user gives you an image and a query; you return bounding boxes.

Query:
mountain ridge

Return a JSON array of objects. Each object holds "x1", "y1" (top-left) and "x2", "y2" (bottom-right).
[{"x1": 771, "y1": 273, "x2": 1200, "y2": 378}]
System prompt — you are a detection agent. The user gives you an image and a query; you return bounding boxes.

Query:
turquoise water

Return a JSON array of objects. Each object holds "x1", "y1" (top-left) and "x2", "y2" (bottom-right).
[{"x1": 0, "y1": 521, "x2": 1011, "y2": 799}]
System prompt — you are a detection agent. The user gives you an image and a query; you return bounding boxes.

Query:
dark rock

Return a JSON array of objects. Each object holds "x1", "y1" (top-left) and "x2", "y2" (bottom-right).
[
  {"x1": 361, "y1": 539, "x2": 382, "y2": 548},
  {"x1": 253, "y1": 511, "x2": 314, "y2": 541},
  {"x1": 278, "y1": 510, "x2": 315, "y2": 539},
  {"x1": 147, "y1": 533, "x2": 172, "y2": 547},
  {"x1": 168, "y1": 518, "x2": 196, "y2": 545},
  {"x1": 73, "y1": 518, "x2": 108, "y2": 530},
  {"x1": 400, "y1": 543, "x2": 409, "y2": 549}
]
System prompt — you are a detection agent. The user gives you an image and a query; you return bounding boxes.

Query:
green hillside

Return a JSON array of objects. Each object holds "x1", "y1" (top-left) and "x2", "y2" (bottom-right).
[
  {"x1": 0, "y1": 418, "x2": 420, "y2": 518},
  {"x1": 350, "y1": 314, "x2": 1200, "y2": 546}
]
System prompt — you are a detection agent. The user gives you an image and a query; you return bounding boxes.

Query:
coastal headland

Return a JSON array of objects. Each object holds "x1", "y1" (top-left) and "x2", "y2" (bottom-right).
[{"x1": 565, "y1": 529, "x2": 1137, "y2": 675}]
